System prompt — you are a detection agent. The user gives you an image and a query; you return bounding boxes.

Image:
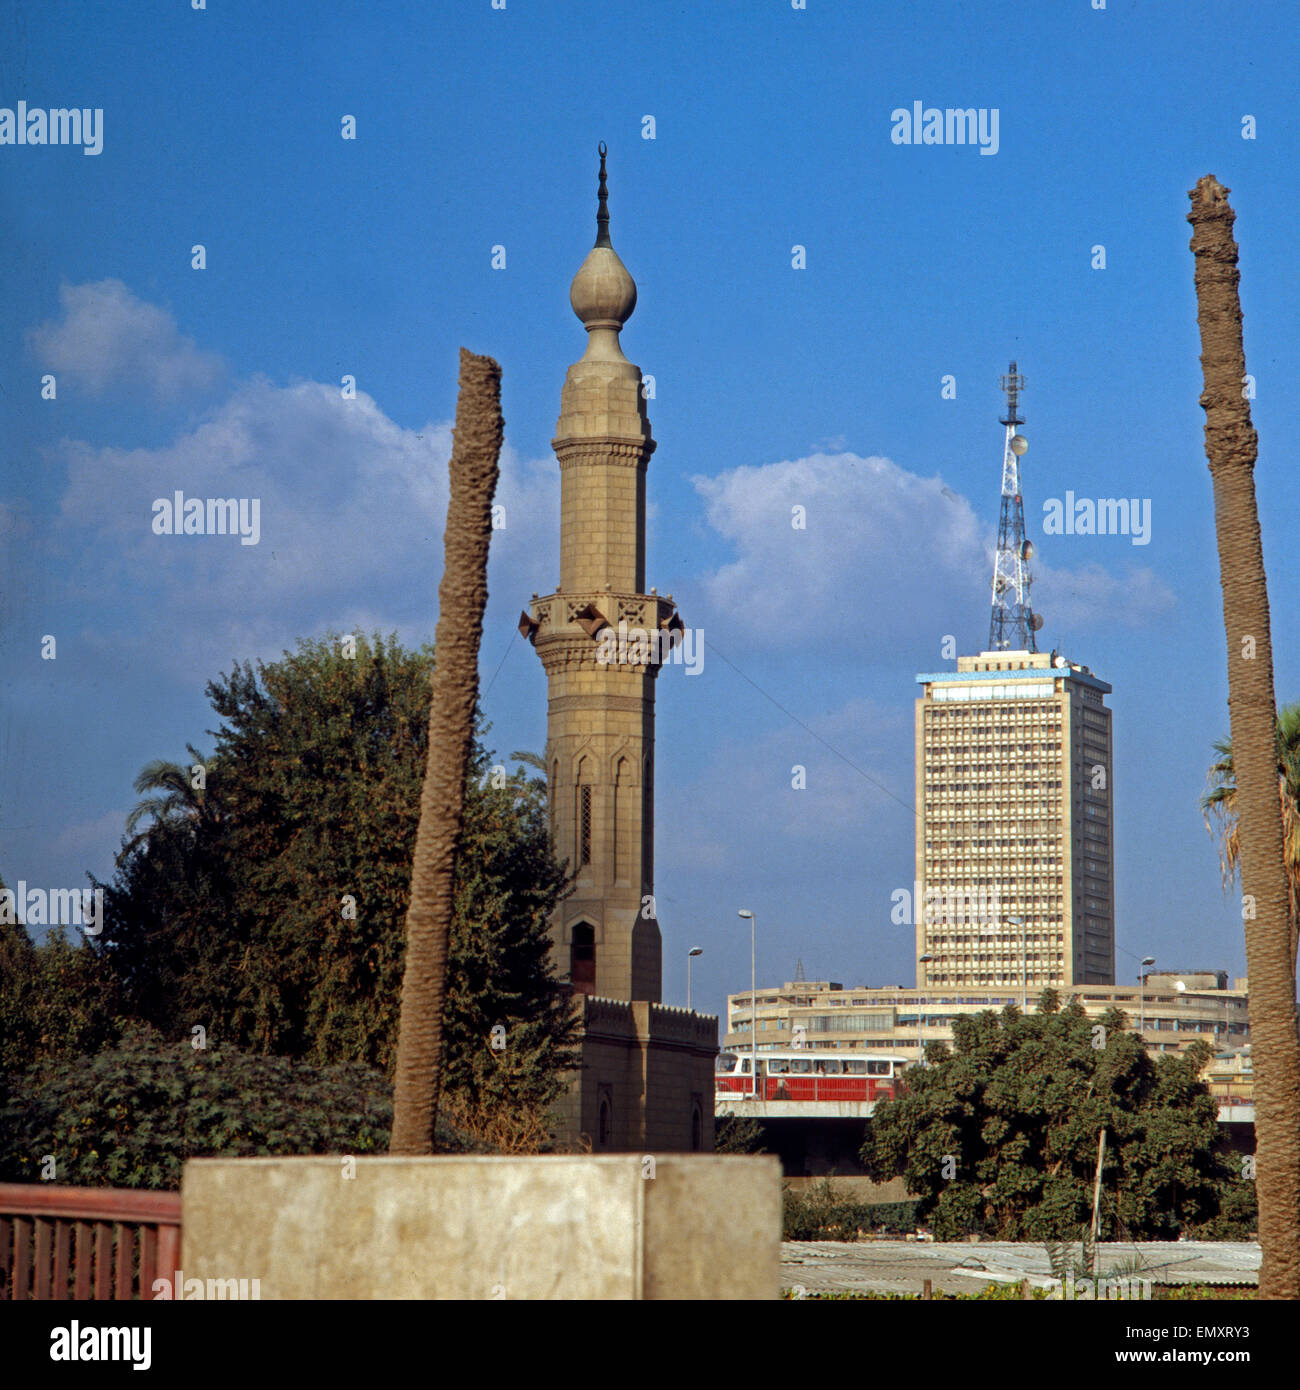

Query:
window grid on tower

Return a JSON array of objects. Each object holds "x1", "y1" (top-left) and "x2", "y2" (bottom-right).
[{"x1": 579, "y1": 785, "x2": 592, "y2": 867}]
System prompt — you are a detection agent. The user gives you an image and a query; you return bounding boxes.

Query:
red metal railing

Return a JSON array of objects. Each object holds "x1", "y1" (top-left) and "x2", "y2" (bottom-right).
[{"x1": 0, "y1": 1184, "x2": 181, "y2": 1301}]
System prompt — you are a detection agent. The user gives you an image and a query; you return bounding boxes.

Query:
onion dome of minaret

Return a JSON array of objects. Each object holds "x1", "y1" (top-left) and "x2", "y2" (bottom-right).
[{"x1": 569, "y1": 142, "x2": 638, "y2": 333}]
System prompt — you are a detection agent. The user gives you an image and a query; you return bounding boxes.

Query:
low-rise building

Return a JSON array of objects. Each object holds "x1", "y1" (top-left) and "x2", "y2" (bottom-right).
[
  {"x1": 722, "y1": 970, "x2": 1249, "y2": 1062},
  {"x1": 1201, "y1": 1047, "x2": 1253, "y2": 1108}
]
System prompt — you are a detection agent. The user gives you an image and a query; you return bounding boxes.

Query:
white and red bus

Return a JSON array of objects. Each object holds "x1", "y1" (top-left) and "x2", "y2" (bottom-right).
[{"x1": 714, "y1": 1050, "x2": 907, "y2": 1103}]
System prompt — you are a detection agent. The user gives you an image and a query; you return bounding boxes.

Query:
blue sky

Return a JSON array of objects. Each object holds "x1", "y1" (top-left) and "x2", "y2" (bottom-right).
[{"x1": 4, "y1": 1, "x2": 1299, "y2": 1023}]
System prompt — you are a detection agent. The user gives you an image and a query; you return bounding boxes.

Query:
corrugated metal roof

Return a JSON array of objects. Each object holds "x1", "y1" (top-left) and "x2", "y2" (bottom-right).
[{"x1": 781, "y1": 1240, "x2": 1260, "y2": 1295}]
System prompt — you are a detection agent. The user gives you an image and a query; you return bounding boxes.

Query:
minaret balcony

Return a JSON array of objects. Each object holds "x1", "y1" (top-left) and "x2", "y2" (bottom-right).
[{"x1": 520, "y1": 590, "x2": 683, "y2": 666}]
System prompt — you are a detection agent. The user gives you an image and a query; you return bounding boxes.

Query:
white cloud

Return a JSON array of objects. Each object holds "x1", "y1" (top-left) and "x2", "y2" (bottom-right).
[
  {"x1": 29, "y1": 279, "x2": 225, "y2": 401},
  {"x1": 691, "y1": 452, "x2": 1176, "y2": 655},
  {"x1": 47, "y1": 373, "x2": 557, "y2": 676},
  {"x1": 1032, "y1": 559, "x2": 1177, "y2": 631},
  {"x1": 692, "y1": 452, "x2": 988, "y2": 652}
]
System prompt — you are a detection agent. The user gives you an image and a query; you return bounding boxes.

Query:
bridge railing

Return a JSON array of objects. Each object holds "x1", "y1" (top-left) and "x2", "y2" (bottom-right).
[
  {"x1": 715, "y1": 1080, "x2": 897, "y2": 1104},
  {"x1": 0, "y1": 1183, "x2": 181, "y2": 1301}
]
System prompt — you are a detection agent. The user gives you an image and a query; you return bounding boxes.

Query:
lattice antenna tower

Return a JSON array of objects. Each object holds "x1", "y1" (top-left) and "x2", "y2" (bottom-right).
[{"x1": 987, "y1": 361, "x2": 1042, "y2": 651}]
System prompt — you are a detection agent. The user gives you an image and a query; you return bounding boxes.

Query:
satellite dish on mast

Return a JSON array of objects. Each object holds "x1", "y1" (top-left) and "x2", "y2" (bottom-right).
[
  {"x1": 1031, "y1": 613, "x2": 1045, "y2": 632},
  {"x1": 1010, "y1": 434, "x2": 1028, "y2": 456}
]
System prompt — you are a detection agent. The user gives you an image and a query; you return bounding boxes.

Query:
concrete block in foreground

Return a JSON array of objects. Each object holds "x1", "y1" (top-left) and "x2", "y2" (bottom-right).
[{"x1": 181, "y1": 1154, "x2": 781, "y2": 1299}]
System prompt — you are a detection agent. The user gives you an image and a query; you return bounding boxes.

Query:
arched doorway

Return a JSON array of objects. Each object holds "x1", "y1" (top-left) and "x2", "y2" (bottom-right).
[{"x1": 570, "y1": 922, "x2": 596, "y2": 995}]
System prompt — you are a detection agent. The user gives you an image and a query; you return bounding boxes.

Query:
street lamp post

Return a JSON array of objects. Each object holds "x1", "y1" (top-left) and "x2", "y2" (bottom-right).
[
  {"x1": 738, "y1": 911, "x2": 757, "y2": 1099},
  {"x1": 1139, "y1": 955, "x2": 1156, "y2": 1043},
  {"x1": 917, "y1": 953, "x2": 934, "y2": 1067},
  {"x1": 687, "y1": 946, "x2": 703, "y2": 1011}
]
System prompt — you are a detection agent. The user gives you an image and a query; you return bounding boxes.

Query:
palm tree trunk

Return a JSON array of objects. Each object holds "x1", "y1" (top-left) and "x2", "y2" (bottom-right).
[
  {"x1": 389, "y1": 348, "x2": 503, "y2": 1155},
  {"x1": 1189, "y1": 175, "x2": 1300, "y2": 1298}
]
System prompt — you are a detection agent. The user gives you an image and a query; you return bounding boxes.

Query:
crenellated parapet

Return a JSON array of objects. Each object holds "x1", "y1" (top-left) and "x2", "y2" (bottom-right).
[
  {"x1": 644, "y1": 1002, "x2": 720, "y2": 1050},
  {"x1": 574, "y1": 995, "x2": 719, "y2": 1051}
]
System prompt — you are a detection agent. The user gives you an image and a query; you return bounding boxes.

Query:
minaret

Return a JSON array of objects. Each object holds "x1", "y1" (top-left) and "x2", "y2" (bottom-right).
[{"x1": 520, "y1": 145, "x2": 677, "y2": 1004}]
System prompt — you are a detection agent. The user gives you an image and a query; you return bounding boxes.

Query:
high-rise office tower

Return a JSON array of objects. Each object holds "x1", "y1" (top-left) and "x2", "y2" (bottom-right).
[{"x1": 912, "y1": 368, "x2": 1115, "y2": 992}]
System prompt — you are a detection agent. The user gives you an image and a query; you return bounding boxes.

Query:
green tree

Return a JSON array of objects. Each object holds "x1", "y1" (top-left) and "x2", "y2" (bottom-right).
[
  {"x1": 0, "y1": 1024, "x2": 395, "y2": 1189},
  {"x1": 94, "y1": 755, "x2": 238, "y2": 1042},
  {"x1": 0, "y1": 919, "x2": 123, "y2": 1077},
  {"x1": 121, "y1": 746, "x2": 220, "y2": 858},
  {"x1": 97, "y1": 632, "x2": 577, "y2": 1145},
  {"x1": 862, "y1": 992, "x2": 1227, "y2": 1240},
  {"x1": 438, "y1": 741, "x2": 581, "y2": 1149},
  {"x1": 1202, "y1": 701, "x2": 1300, "y2": 972},
  {"x1": 714, "y1": 1114, "x2": 765, "y2": 1155}
]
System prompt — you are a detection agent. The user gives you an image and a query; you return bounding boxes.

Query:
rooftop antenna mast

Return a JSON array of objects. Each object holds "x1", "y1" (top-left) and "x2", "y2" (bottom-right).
[{"x1": 988, "y1": 361, "x2": 1042, "y2": 651}]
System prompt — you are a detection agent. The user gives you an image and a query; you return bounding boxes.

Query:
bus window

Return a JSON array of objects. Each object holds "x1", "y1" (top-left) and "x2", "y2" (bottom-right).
[
  {"x1": 740, "y1": 1058, "x2": 751, "y2": 1074},
  {"x1": 819, "y1": 1059, "x2": 843, "y2": 1075},
  {"x1": 716, "y1": 1053, "x2": 739, "y2": 1075},
  {"x1": 768, "y1": 1057, "x2": 788, "y2": 1075},
  {"x1": 867, "y1": 1060, "x2": 890, "y2": 1076},
  {"x1": 790, "y1": 1058, "x2": 812, "y2": 1074},
  {"x1": 845, "y1": 1060, "x2": 867, "y2": 1076}
]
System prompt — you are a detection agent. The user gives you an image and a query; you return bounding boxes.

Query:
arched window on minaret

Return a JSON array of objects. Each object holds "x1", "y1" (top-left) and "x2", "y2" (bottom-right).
[
  {"x1": 642, "y1": 754, "x2": 654, "y2": 891},
  {"x1": 579, "y1": 787, "x2": 593, "y2": 867},
  {"x1": 570, "y1": 922, "x2": 596, "y2": 995},
  {"x1": 575, "y1": 756, "x2": 593, "y2": 870},
  {"x1": 614, "y1": 756, "x2": 631, "y2": 884}
]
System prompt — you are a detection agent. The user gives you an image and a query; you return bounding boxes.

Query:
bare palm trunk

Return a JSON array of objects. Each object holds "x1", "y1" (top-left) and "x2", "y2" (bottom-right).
[
  {"x1": 1189, "y1": 175, "x2": 1300, "y2": 1298},
  {"x1": 390, "y1": 348, "x2": 503, "y2": 1155}
]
